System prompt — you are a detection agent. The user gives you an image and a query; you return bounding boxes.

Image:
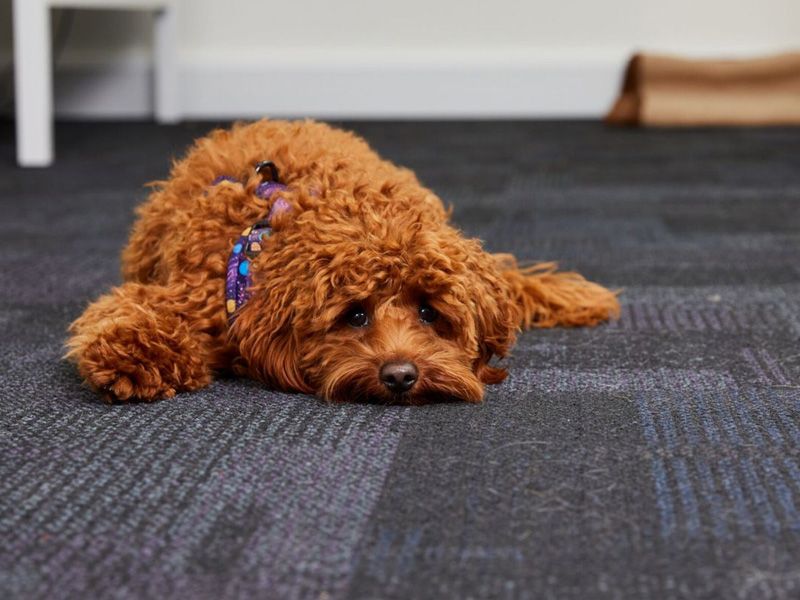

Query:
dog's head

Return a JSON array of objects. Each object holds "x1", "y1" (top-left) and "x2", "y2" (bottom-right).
[{"x1": 230, "y1": 183, "x2": 519, "y2": 403}]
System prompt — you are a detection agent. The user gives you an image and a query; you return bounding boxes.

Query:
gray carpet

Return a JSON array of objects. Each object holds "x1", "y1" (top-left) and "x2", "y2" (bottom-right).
[{"x1": 1, "y1": 120, "x2": 800, "y2": 599}]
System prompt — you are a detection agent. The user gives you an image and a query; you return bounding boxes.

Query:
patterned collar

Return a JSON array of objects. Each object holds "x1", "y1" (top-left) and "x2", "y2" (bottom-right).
[{"x1": 215, "y1": 164, "x2": 290, "y2": 321}]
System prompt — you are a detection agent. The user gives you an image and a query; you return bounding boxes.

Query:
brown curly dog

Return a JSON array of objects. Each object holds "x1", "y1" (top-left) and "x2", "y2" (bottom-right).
[{"x1": 66, "y1": 120, "x2": 619, "y2": 404}]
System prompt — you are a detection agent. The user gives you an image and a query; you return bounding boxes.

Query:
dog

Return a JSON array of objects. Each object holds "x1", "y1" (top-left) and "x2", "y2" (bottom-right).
[{"x1": 66, "y1": 120, "x2": 619, "y2": 404}]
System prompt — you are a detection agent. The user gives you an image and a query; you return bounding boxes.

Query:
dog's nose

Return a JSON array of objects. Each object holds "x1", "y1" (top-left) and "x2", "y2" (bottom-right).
[{"x1": 380, "y1": 361, "x2": 418, "y2": 393}]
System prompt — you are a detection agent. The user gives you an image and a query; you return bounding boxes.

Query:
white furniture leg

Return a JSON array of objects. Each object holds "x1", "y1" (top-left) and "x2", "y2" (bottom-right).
[
  {"x1": 153, "y1": 2, "x2": 179, "y2": 123},
  {"x1": 13, "y1": 0, "x2": 54, "y2": 167},
  {"x1": 13, "y1": 1, "x2": 180, "y2": 166}
]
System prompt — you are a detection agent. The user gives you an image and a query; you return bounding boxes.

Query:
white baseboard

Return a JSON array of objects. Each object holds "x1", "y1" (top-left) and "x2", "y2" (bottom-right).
[
  {"x1": 178, "y1": 48, "x2": 625, "y2": 119},
  {"x1": 3, "y1": 48, "x2": 627, "y2": 119}
]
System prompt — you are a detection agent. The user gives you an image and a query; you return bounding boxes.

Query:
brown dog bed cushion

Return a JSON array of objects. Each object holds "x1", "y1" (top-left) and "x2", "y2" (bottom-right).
[{"x1": 605, "y1": 52, "x2": 800, "y2": 126}]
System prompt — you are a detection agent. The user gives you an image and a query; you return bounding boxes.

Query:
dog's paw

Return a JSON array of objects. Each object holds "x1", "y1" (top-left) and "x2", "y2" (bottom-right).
[
  {"x1": 68, "y1": 314, "x2": 211, "y2": 402},
  {"x1": 90, "y1": 370, "x2": 178, "y2": 403}
]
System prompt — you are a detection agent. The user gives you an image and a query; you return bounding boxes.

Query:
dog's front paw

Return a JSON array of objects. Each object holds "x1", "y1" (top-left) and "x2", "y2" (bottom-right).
[
  {"x1": 67, "y1": 303, "x2": 212, "y2": 402},
  {"x1": 88, "y1": 368, "x2": 177, "y2": 402}
]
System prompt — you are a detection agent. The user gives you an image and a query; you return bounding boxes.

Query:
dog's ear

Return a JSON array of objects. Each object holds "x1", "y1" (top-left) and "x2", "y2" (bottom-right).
[
  {"x1": 228, "y1": 271, "x2": 314, "y2": 395},
  {"x1": 470, "y1": 253, "x2": 620, "y2": 386},
  {"x1": 469, "y1": 253, "x2": 521, "y2": 385}
]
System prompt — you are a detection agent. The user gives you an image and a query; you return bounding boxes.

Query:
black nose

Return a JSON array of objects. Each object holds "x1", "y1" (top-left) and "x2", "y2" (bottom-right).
[{"x1": 380, "y1": 361, "x2": 418, "y2": 393}]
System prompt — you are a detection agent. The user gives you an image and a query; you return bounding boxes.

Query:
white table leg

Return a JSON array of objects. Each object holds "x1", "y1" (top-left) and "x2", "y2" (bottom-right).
[
  {"x1": 13, "y1": 0, "x2": 54, "y2": 167},
  {"x1": 153, "y1": 1, "x2": 179, "y2": 123}
]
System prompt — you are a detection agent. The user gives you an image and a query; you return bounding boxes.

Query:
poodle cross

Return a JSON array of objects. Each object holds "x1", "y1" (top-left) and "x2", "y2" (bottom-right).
[{"x1": 67, "y1": 120, "x2": 619, "y2": 404}]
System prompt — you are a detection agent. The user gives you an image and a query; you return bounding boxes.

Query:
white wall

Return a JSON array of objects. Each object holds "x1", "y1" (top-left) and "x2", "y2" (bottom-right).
[{"x1": 0, "y1": 0, "x2": 798, "y2": 118}]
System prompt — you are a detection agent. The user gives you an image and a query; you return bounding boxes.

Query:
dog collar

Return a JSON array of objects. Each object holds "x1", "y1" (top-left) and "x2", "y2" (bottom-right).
[{"x1": 218, "y1": 163, "x2": 290, "y2": 321}]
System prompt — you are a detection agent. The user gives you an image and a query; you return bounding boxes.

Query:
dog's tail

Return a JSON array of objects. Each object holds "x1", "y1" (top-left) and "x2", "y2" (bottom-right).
[{"x1": 493, "y1": 254, "x2": 621, "y2": 329}]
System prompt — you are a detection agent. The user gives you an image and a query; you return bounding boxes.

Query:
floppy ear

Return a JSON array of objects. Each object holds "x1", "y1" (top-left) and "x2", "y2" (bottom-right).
[
  {"x1": 469, "y1": 252, "x2": 620, "y2": 385},
  {"x1": 228, "y1": 262, "x2": 314, "y2": 394},
  {"x1": 470, "y1": 254, "x2": 522, "y2": 385},
  {"x1": 495, "y1": 258, "x2": 621, "y2": 328}
]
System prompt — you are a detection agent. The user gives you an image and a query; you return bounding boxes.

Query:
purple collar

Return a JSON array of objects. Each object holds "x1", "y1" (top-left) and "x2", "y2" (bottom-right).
[{"x1": 215, "y1": 176, "x2": 290, "y2": 321}]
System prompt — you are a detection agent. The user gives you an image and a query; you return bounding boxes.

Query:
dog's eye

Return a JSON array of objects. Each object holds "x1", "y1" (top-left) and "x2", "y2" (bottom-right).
[
  {"x1": 418, "y1": 304, "x2": 438, "y2": 324},
  {"x1": 346, "y1": 307, "x2": 369, "y2": 328}
]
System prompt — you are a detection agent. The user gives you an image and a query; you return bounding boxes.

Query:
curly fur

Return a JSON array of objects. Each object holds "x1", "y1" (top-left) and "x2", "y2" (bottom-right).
[{"x1": 66, "y1": 120, "x2": 620, "y2": 404}]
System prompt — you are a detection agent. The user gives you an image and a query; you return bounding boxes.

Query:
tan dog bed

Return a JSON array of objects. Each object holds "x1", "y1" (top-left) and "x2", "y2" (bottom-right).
[{"x1": 605, "y1": 52, "x2": 800, "y2": 126}]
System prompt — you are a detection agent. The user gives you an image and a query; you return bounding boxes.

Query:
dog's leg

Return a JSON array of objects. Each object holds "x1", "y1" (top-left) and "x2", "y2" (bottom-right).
[
  {"x1": 493, "y1": 254, "x2": 620, "y2": 329},
  {"x1": 66, "y1": 282, "x2": 219, "y2": 401}
]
